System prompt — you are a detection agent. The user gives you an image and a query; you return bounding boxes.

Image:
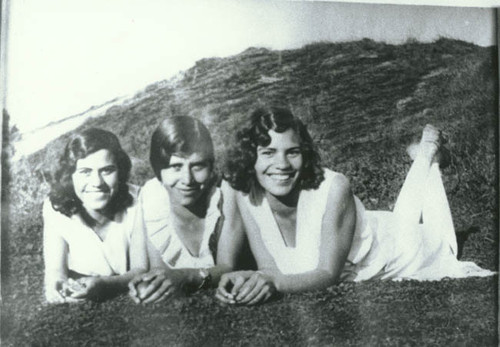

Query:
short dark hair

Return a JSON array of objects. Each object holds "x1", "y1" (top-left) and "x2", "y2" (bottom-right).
[
  {"x1": 49, "y1": 128, "x2": 133, "y2": 217},
  {"x1": 150, "y1": 116, "x2": 215, "y2": 181},
  {"x1": 223, "y1": 106, "x2": 324, "y2": 194}
]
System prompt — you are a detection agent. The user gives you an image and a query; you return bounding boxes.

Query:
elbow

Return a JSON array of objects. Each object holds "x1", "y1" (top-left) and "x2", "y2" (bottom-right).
[{"x1": 320, "y1": 269, "x2": 342, "y2": 288}]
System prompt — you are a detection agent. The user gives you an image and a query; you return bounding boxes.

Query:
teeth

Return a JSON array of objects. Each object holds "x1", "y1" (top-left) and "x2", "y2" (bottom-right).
[{"x1": 269, "y1": 173, "x2": 293, "y2": 181}]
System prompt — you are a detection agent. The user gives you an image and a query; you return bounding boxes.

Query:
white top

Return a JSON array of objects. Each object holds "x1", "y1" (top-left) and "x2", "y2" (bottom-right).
[
  {"x1": 236, "y1": 168, "x2": 496, "y2": 281},
  {"x1": 235, "y1": 169, "x2": 385, "y2": 279},
  {"x1": 139, "y1": 178, "x2": 221, "y2": 269},
  {"x1": 43, "y1": 185, "x2": 140, "y2": 276}
]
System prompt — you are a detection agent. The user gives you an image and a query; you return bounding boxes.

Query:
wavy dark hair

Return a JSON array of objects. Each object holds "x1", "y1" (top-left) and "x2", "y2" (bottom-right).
[
  {"x1": 150, "y1": 116, "x2": 215, "y2": 181},
  {"x1": 49, "y1": 128, "x2": 133, "y2": 217},
  {"x1": 224, "y1": 106, "x2": 324, "y2": 194}
]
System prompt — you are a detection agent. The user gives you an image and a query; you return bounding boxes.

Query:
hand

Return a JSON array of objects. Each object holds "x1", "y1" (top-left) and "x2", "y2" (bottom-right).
[
  {"x1": 45, "y1": 279, "x2": 85, "y2": 304},
  {"x1": 45, "y1": 280, "x2": 66, "y2": 304},
  {"x1": 128, "y1": 268, "x2": 186, "y2": 304},
  {"x1": 68, "y1": 276, "x2": 104, "y2": 300},
  {"x1": 216, "y1": 271, "x2": 276, "y2": 306}
]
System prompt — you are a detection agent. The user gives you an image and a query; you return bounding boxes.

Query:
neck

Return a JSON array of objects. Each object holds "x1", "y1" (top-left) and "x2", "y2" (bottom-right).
[
  {"x1": 81, "y1": 208, "x2": 114, "y2": 228},
  {"x1": 171, "y1": 190, "x2": 210, "y2": 219},
  {"x1": 266, "y1": 187, "x2": 300, "y2": 211}
]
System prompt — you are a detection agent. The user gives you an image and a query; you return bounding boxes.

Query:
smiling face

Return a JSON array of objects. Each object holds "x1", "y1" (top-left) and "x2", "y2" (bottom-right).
[
  {"x1": 72, "y1": 149, "x2": 119, "y2": 216},
  {"x1": 254, "y1": 129, "x2": 303, "y2": 198},
  {"x1": 160, "y1": 152, "x2": 213, "y2": 207}
]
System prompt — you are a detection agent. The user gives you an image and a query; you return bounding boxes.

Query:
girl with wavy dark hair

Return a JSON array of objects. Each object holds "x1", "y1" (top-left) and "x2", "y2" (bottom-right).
[
  {"x1": 43, "y1": 128, "x2": 148, "y2": 303},
  {"x1": 128, "y1": 116, "x2": 245, "y2": 304},
  {"x1": 216, "y1": 106, "x2": 494, "y2": 306}
]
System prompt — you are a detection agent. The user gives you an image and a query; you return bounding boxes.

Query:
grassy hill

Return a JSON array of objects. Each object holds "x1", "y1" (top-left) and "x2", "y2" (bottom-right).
[{"x1": 1, "y1": 38, "x2": 498, "y2": 346}]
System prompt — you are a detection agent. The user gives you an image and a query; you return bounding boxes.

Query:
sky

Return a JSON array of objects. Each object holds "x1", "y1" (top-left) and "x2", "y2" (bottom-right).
[{"x1": 4, "y1": 0, "x2": 497, "y2": 133}]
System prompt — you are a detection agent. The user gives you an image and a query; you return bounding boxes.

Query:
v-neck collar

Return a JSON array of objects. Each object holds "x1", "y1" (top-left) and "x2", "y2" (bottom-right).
[
  {"x1": 166, "y1": 185, "x2": 221, "y2": 259},
  {"x1": 261, "y1": 193, "x2": 303, "y2": 252}
]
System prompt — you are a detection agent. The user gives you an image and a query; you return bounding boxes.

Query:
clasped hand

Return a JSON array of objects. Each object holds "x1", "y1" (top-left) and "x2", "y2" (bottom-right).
[
  {"x1": 215, "y1": 271, "x2": 276, "y2": 305},
  {"x1": 128, "y1": 268, "x2": 186, "y2": 304},
  {"x1": 46, "y1": 277, "x2": 104, "y2": 304}
]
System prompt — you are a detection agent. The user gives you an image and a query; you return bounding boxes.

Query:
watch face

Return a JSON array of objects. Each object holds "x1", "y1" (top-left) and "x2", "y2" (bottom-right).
[
  {"x1": 199, "y1": 269, "x2": 209, "y2": 279},
  {"x1": 199, "y1": 269, "x2": 212, "y2": 290}
]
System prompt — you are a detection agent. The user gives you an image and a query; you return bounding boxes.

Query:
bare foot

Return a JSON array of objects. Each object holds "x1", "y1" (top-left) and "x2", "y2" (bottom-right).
[
  {"x1": 406, "y1": 124, "x2": 450, "y2": 168},
  {"x1": 419, "y1": 124, "x2": 440, "y2": 160}
]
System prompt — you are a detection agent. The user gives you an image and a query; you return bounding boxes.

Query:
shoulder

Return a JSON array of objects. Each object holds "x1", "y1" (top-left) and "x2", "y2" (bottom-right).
[
  {"x1": 220, "y1": 179, "x2": 238, "y2": 196},
  {"x1": 141, "y1": 178, "x2": 163, "y2": 195},
  {"x1": 127, "y1": 183, "x2": 141, "y2": 201},
  {"x1": 42, "y1": 198, "x2": 78, "y2": 235},
  {"x1": 323, "y1": 170, "x2": 354, "y2": 209},
  {"x1": 43, "y1": 198, "x2": 67, "y2": 220},
  {"x1": 139, "y1": 178, "x2": 167, "y2": 204}
]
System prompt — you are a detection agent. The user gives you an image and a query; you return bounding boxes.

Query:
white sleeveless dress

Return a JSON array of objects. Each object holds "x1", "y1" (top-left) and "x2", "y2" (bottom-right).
[
  {"x1": 139, "y1": 178, "x2": 220, "y2": 269},
  {"x1": 43, "y1": 185, "x2": 140, "y2": 276},
  {"x1": 235, "y1": 169, "x2": 494, "y2": 281}
]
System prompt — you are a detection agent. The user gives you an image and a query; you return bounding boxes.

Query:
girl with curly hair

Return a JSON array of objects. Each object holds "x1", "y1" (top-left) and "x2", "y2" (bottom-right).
[
  {"x1": 128, "y1": 116, "x2": 246, "y2": 304},
  {"x1": 216, "y1": 106, "x2": 494, "y2": 306},
  {"x1": 43, "y1": 128, "x2": 149, "y2": 303}
]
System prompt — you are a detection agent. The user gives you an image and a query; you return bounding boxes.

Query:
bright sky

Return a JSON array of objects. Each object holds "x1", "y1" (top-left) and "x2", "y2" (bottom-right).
[{"x1": 5, "y1": 0, "x2": 496, "y2": 132}]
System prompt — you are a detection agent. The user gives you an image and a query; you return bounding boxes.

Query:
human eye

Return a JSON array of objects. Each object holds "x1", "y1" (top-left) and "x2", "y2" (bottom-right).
[
  {"x1": 287, "y1": 148, "x2": 302, "y2": 157},
  {"x1": 100, "y1": 166, "x2": 117, "y2": 175},
  {"x1": 191, "y1": 162, "x2": 208, "y2": 172},
  {"x1": 75, "y1": 168, "x2": 91, "y2": 176},
  {"x1": 168, "y1": 163, "x2": 183, "y2": 171},
  {"x1": 258, "y1": 148, "x2": 275, "y2": 157}
]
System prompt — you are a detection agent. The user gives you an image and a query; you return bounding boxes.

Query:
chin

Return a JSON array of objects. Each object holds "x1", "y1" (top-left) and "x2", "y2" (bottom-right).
[
  {"x1": 83, "y1": 199, "x2": 110, "y2": 212},
  {"x1": 267, "y1": 187, "x2": 294, "y2": 197}
]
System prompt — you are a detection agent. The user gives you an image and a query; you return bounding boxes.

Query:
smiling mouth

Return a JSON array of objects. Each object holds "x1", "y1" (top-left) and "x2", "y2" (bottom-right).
[
  {"x1": 178, "y1": 188, "x2": 200, "y2": 195},
  {"x1": 84, "y1": 190, "x2": 110, "y2": 195},
  {"x1": 267, "y1": 173, "x2": 296, "y2": 181}
]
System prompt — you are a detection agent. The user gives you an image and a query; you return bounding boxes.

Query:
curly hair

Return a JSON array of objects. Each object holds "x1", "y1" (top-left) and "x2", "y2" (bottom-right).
[
  {"x1": 49, "y1": 128, "x2": 133, "y2": 217},
  {"x1": 150, "y1": 116, "x2": 215, "y2": 181},
  {"x1": 224, "y1": 106, "x2": 324, "y2": 194}
]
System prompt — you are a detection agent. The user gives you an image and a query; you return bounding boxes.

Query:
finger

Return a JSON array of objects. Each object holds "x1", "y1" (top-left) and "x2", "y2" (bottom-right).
[
  {"x1": 64, "y1": 296, "x2": 86, "y2": 303},
  {"x1": 138, "y1": 277, "x2": 166, "y2": 300},
  {"x1": 128, "y1": 281, "x2": 138, "y2": 298},
  {"x1": 235, "y1": 275, "x2": 258, "y2": 301},
  {"x1": 47, "y1": 292, "x2": 66, "y2": 304},
  {"x1": 69, "y1": 290, "x2": 89, "y2": 299},
  {"x1": 215, "y1": 291, "x2": 236, "y2": 304},
  {"x1": 238, "y1": 281, "x2": 266, "y2": 304},
  {"x1": 129, "y1": 276, "x2": 143, "y2": 287},
  {"x1": 230, "y1": 276, "x2": 247, "y2": 297},
  {"x1": 128, "y1": 285, "x2": 141, "y2": 304},
  {"x1": 141, "y1": 271, "x2": 163, "y2": 282},
  {"x1": 247, "y1": 287, "x2": 272, "y2": 306},
  {"x1": 142, "y1": 281, "x2": 172, "y2": 304},
  {"x1": 217, "y1": 276, "x2": 234, "y2": 299},
  {"x1": 153, "y1": 286, "x2": 175, "y2": 304},
  {"x1": 129, "y1": 294, "x2": 141, "y2": 304}
]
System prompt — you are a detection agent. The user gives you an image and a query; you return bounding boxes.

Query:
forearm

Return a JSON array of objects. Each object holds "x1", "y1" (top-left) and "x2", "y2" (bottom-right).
[
  {"x1": 100, "y1": 268, "x2": 147, "y2": 293},
  {"x1": 168, "y1": 264, "x2": 234, "y2": 289},
  {"x1": 264, "y1": 269, "x2": 340, "y2": 293}
]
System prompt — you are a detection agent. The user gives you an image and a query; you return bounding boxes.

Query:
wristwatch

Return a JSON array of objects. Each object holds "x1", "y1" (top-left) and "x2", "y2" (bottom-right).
[{"x1": 197, "y1": 268, "x2": 212, "y2": 290}]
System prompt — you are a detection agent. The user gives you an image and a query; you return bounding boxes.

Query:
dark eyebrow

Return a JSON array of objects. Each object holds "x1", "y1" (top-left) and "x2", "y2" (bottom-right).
[
  {"x1": 257, "y1": 147, "x2": 276, "y2": 151},
  {"x1": 100, "y1": 165, "x2": 117, "y2": 170},
  {"x1": 190, "y1": 160, "x2": 209, "y2": 166}
]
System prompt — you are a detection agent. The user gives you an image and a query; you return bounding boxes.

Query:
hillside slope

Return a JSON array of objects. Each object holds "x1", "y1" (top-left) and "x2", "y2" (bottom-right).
[{"x1": 2, "y1": 38, "x2": 498, "y2": 346}]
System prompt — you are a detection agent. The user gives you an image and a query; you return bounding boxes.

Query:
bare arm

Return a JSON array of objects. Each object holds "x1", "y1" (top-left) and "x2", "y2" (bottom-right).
[
  {"x1": 70, "y1": 200, "x2": 150, "y2": 300},
  {"x1": 129, "y1": 182, "x2": 246, "y2": 303},
  {"x1": 43, "y1": 201, "x2": 70, "y2": 303},
  {"x1": 270, "y1": 174, "x2": 356, "y2": 292},
  {"x1": 218, "y1": 174, "x2": 357, "y2": 304}
]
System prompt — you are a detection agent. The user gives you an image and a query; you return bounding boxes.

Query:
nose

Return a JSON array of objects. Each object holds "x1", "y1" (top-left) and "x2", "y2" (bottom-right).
[
  {"x1": 180, "y1": 166, "x2": 194, "y2": 185},
  {"x1": 89, "y1": 171, "x2": 104, "y2": 186},
  {"x1": 275, "y1": 152, "x2": 291, "y2": 169}
]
